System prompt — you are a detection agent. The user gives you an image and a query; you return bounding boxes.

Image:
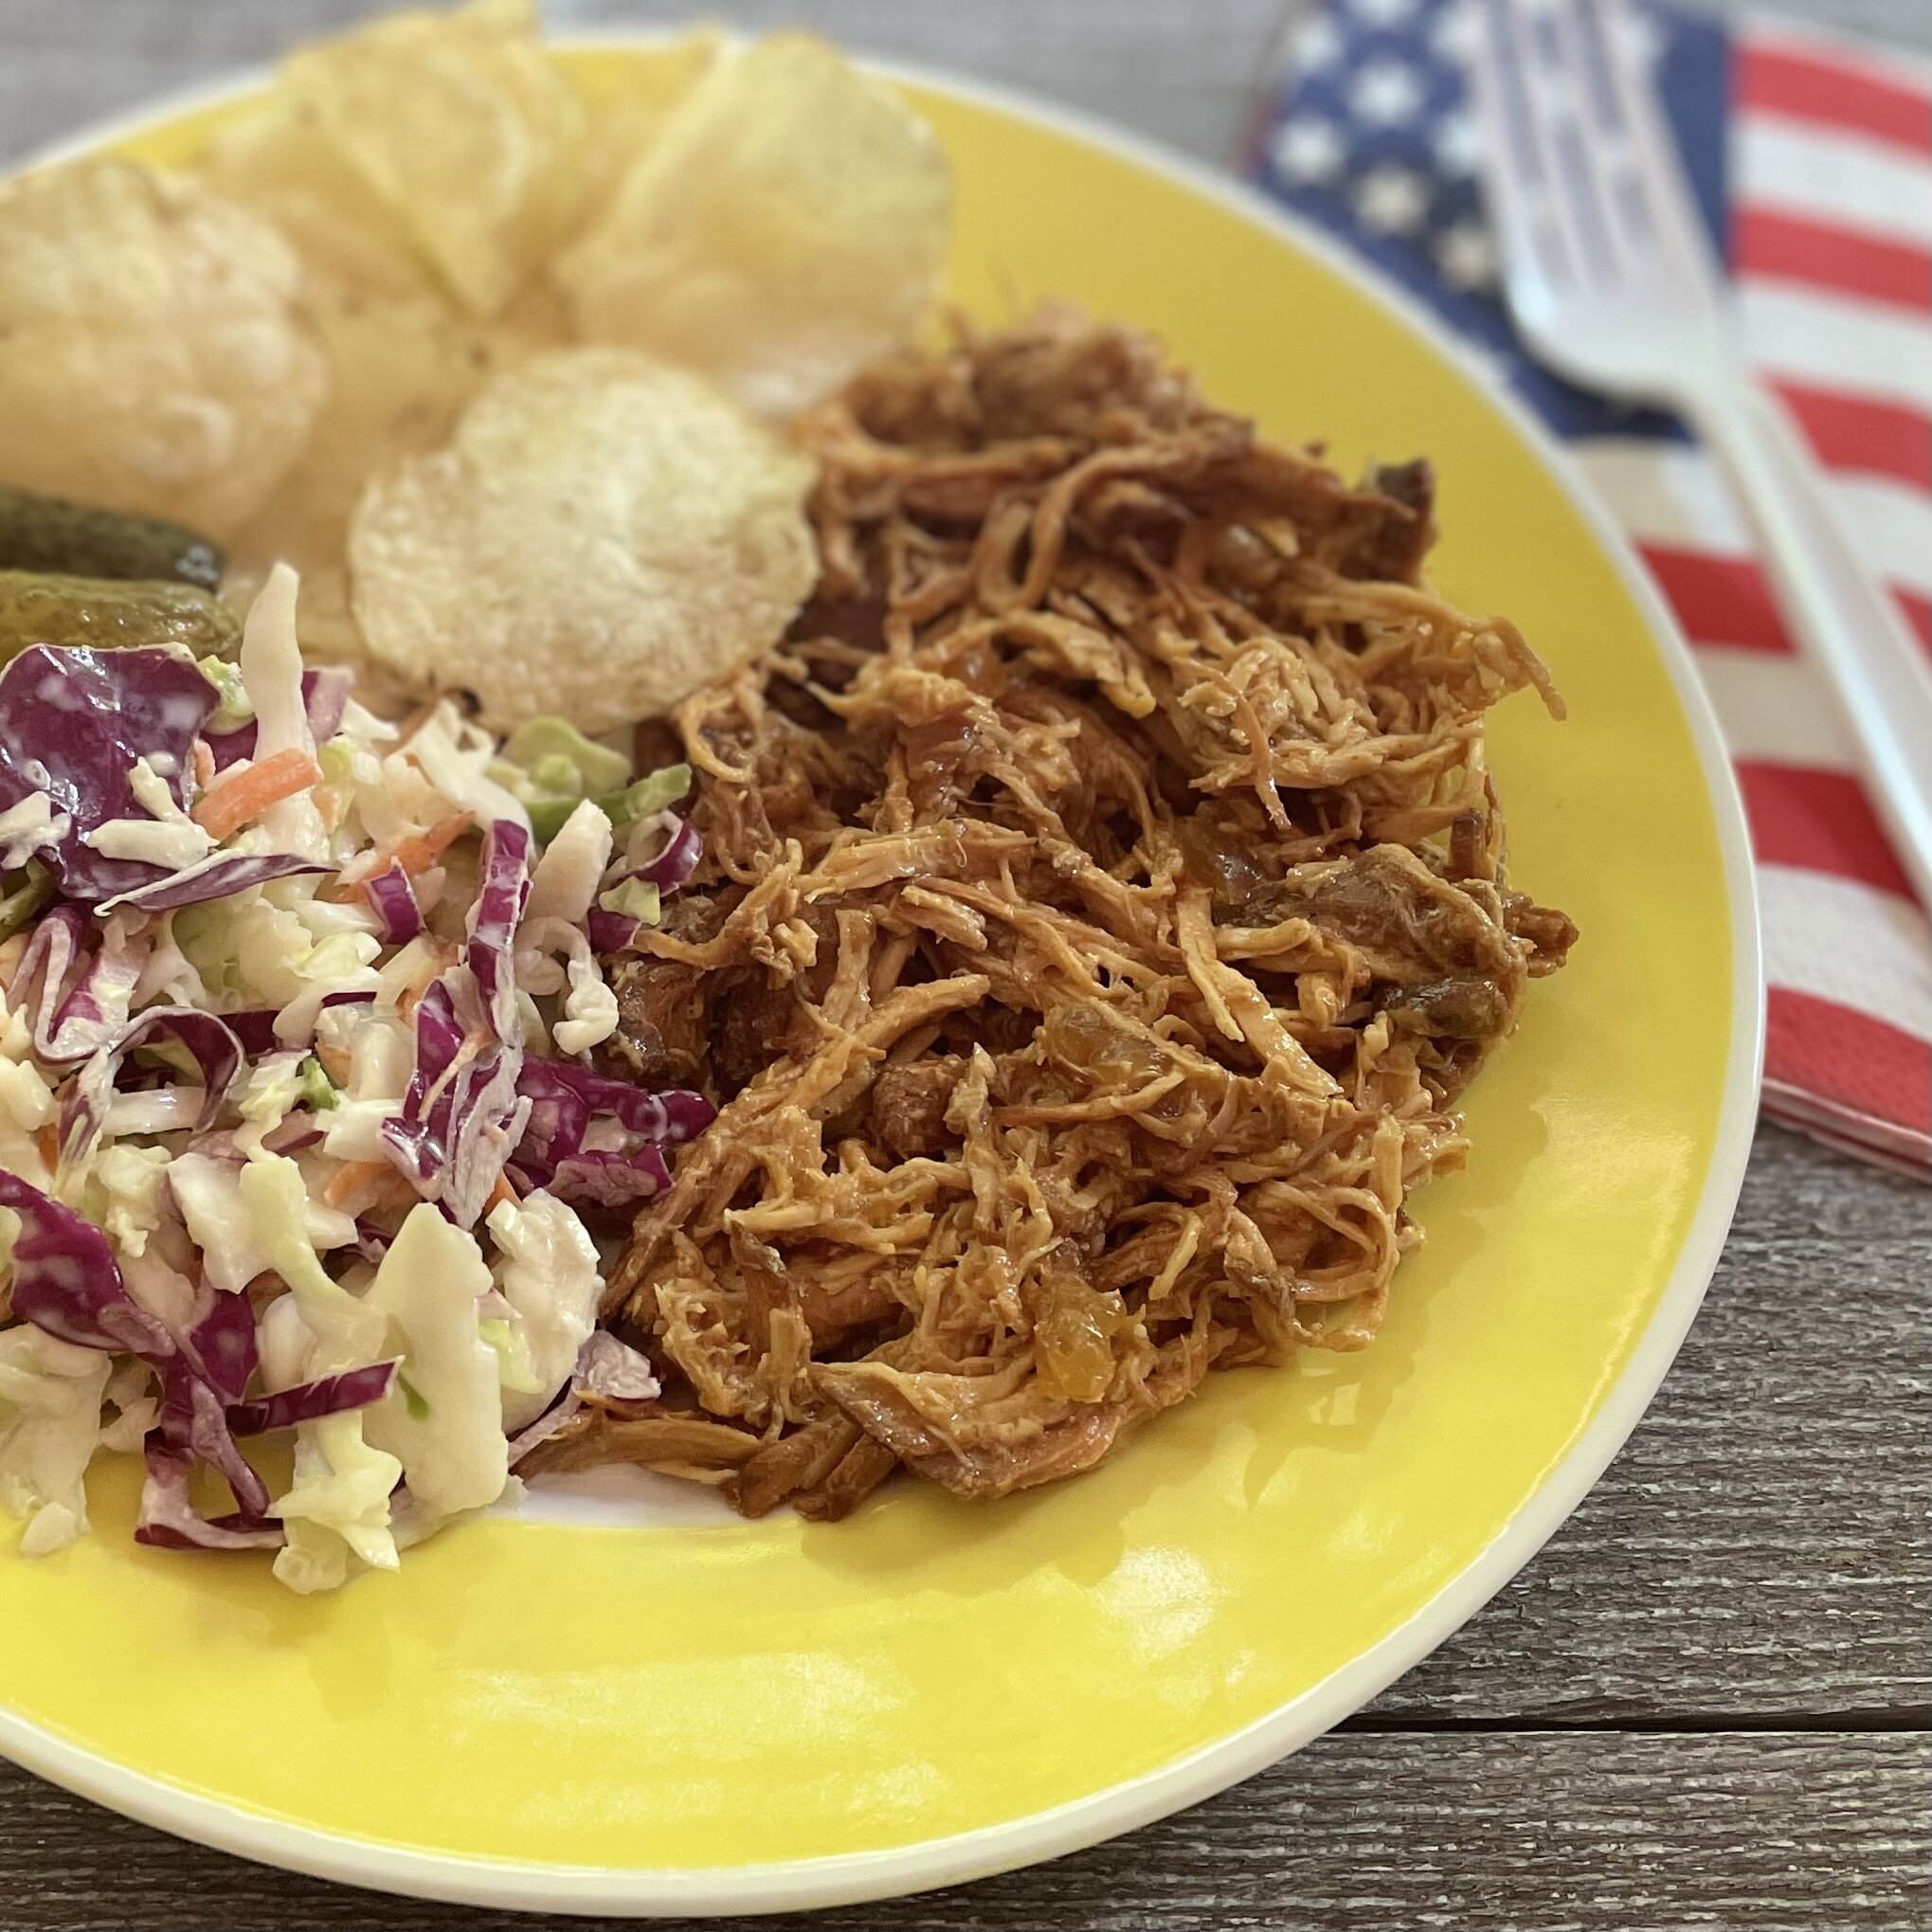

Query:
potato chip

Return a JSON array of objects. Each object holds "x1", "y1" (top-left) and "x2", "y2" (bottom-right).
[
  {"x1": 570, "y1": 28, "x2": 725, "y2": 233},
  {"x1": 227, "y1": 290, "x2": 491, "y2": 659},
  {"x1": 349, "y1": 349, "x2": 818, "y2": 732},
  {"x1": 554, "y1": 34, "x2": 952, "y2": 417},
  {"x1": 280, "y1": 0, "x2": 585, "y2": 317},
  {"x1": 0, "y1": 158, "x2": 328, "y2": 539},
  {"x1": 197, "y1": 95, "x2": 436, "y2": 300}
]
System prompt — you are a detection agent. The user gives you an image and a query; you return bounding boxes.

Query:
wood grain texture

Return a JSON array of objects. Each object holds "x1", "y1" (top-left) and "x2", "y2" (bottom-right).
[
  {"x1": 0, "y1": 2, "x2": 1927, "y2": 1928},
  {"x1": 0, "y1": 1731, "x2": 1925, "y2": 1932},
  {"x1": 1372, "y1": 1126, "x2": 1932, "y2": 1724},
  {"x1": 0, "y1": 0, "x2": 1291, "y2": 172},
  {"x1": 0, "y1": 0, "x2": 1905, "y2": 184}
]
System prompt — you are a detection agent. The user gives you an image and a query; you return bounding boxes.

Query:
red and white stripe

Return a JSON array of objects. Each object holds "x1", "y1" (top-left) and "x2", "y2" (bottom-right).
[{"x1": 1580, "y1": 25, "x2": 1932, "y2": 1172}]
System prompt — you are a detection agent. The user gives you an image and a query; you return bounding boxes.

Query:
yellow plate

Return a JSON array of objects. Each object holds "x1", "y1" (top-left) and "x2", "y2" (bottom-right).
[{"x1": 0, "y1": 44, "x2": 1760, "y2": 1916}]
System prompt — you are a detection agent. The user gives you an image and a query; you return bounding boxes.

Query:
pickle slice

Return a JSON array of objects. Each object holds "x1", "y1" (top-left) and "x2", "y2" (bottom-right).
[
  {"x1": 0, "y1": 569, "x2": 240, "y2": 659},
  {"x1": 0, "y1": 484, "x2": 223, "y2": 589}
]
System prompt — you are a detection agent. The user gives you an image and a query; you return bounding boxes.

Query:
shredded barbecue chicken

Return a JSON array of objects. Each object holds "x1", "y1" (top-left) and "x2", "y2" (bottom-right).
[{"x1": 520, "y1": 311, "x2": 1577, "y2": 1520}]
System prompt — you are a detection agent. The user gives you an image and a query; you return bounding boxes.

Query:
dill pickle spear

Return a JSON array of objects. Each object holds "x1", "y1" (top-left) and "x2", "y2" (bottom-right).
[
  {"x1": 0, "y1": 569, "x2": 240, "y2": 660},
  {"x1": 0, "y1": 484, "x2": 223, "y2": 589}
]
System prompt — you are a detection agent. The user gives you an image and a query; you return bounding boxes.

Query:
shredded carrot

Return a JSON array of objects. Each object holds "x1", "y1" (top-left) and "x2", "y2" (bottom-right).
[
  {"x1": 35, "y1": 1122, "x2": 59, "y2": 1172},
  {"x1": 340, "y1": 814, "x2": 472, "y2": 899},
  {"x1": 323, "y1": 1160, "x2": 419, "y2": 1217},
  {"x1": 190, "y1": 747, "x2": 323, "y2": 841},
  {"x1": 314, "y1": 1035, "x2": 354, "y2": 1086},
  {"x1": 485, "y1": 1171, "x2": 520, "y2": 1215},
  {"x1": 323, "y1": 1161, "x2": 388, "y2": 1210}
]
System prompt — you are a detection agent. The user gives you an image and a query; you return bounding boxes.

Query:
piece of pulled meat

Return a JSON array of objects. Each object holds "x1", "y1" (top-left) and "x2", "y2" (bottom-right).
[{"x1": 583, "y1": 312, "x2": 1574, "y2": 1528}]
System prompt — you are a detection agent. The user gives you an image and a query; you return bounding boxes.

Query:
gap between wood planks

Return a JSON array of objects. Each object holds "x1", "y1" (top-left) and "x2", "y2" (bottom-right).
[{"x1": 1342, "y1": 1706, "x2": 1932, "y2": 1736}]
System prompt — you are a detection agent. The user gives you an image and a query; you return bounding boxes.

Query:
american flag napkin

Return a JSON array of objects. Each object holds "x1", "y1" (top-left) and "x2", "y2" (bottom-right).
[{"x1": 1245, "y1": 0, "x2": 1932, "y2": 1176}]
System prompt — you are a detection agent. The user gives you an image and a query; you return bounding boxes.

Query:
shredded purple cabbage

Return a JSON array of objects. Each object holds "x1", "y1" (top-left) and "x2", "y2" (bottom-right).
[
  {"x1": 548, "y1": 1146, "x2": 674, "y2": 1207},
  {"x1": 365, "y1": 861, "x2": 423, "y2": 944},
  {"x1": 203, "y1": 668, "x2": 354, "y2": 772},
  {"x1": 158, "y1": 1359, "x2": 272, "y2": 1520},
  {"x1": 584, "y1": 908, "x2": 643, "y2": 953},
  {"x1": 202, "y1": 727, "x2": 250, "y2": 777},
  {"x1": 444, "y1": 1048, "x2": 527, "y2": 1228},
  {"x1": 219, "y1": 1008, "x2": 279, "y2": 1057},
  {"x1": 378, "y1": 822, "x2": 533, "y2": 1227},
  {"x1": 221, "y1": 989, "x2": 372, "y2": 1056},
  {"x1": 0, "y1": 1169, "x2": 176, "y2": 1357},
  {"x1": 0, "y1": 645, "x2": 216, "y2": 903},
  {"x1": 9, "y1": 906, "x2": 88, "y2": 1056},
  {"x1": 508, "y1": 1056, "x2": 711, "y2": 1197},
  {"x1": 304, "y1": 666, "x2": 354, "y2": 745},
  {"x1": 135, "y1": 1333, "x2": 283, "y2": 1551},
  {"x1": 586, "y1": 816, "x2": 700, "y2": 953},
  {"x1": 182, "y1": 1282, "x2": 260, "y2": 1403},
  {"x1": 466, "y1": 819, "x2": 530, "y2": 1044},
  {"x1": 226, "y1": 1360, "x2": 398, "y2": 1436},
  {"x1": 135, "y1": 1441, "x2": 283, "y2": 1551},
  {"x1": 513, "y1": 1076, "x2": 589, "y2": 1183},
  {"x1": 628, "y1": 816, "x2": 702, "y2": 892},
  {"x1": 0, "y1": 1169, "x2": 280, "y2": 1550},
  {"x1": 508, "y1": 1332, "x2": 660, "y2": 1466},
  {"x1": 380, "y1": 977, "x2": 462, "y2": 1187},
  {"x1": 576, "y1": 1330, "x2": 662, "y2": 1401},
  {"x1": 518, "y1": 1056, "x2": 714, "y2": 1146},
  {"x1": 447, "y1": 822, "x2": 533, "y2": 1228},
  {"x1": 351, "y1": 1217, "x2": 395, "y2": 1264},
  {"x1": 9, "y1": 905, "x2": 150, "y2": 1064},
  {"x1": 103, "y1": 852, "x2": 328, "y2": 914},
  {"x1": 57, "y1": 1005, "x2": 244, "y2": 1172}
]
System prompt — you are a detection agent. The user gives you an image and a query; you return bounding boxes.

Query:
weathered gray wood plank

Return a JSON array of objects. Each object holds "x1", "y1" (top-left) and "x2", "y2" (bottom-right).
[
  {"x1": 0, "y1": 0, "x2": 1923, "y2": 188},
  {"x1": 1, "y1": 1730, "x2": 1924, "y2": 1932},
  {"x1": 1372, "y1": 1125, "x2": 1932, "y2": 1722},
  {"x1": 0, "y1": 0, "x2": 1291, "y2": 173}
]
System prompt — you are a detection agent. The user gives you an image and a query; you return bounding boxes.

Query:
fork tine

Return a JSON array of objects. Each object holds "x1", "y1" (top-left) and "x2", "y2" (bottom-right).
[
  {"x1": 1568, "y1": 0, "x2": 1723, "y2": 295},
  {"x1": 1534, "y1": 17, "x2": 1626, "y2": 288},
  {"x1": 1559, "y1": 0, "x2": 1662, "y2": 275},
  {"x1": 1466, "y1": 0, "x2": 1583, "y2": 305},
  {"x1": 1470, "y1": 0, "x2": 1641, "y2": 307},
  {"x1": 1472, "y1": 0, "x2": 1724, "y2": 318},
  {"x1": 1517, "y1": 0, "x2": 1645, "y2": 298}
]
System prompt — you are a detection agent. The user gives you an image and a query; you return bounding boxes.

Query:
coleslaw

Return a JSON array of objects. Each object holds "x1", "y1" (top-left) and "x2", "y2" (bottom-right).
[{"x1": 0, "y1": 565, "x2": 713, "y2": 1590}]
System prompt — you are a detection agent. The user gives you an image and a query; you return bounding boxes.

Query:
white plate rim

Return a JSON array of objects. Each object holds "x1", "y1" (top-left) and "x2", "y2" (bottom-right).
[{"x1": 2, "y1": 37, "x2": 1766, "y2": 1919}]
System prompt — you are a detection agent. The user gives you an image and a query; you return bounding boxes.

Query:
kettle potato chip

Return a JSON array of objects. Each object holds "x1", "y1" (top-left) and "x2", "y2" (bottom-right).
[
  {"x1": 0, "y1": 158, "x2": 328, "y2": 539},
  {"x1": 570, "y1": 27, "x2": 726, "y2": 236},
  {"x1": 555, "y1": 34, "x2": 951, "y2": 417},
  {"x1": 280, "y1": 0, "x2": 585, "y2": 317},
  {"x1": 226, "y1": 289, "x2": 492, "y2": 659},
  {"x1": 1, "y1": 17, "x2": 957, "y2": 720},
  {"x1": 349, "y1": 349, "x2": 817, "y2": 732},
  {"x1": 197, "y1": 95, "x2": 437, "y2": 301}
]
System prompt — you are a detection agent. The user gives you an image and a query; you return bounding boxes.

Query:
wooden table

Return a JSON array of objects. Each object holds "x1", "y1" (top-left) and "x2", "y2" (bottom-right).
[{"x1": 1, "y1": 3, "x2": 1925, "y2": 1925}]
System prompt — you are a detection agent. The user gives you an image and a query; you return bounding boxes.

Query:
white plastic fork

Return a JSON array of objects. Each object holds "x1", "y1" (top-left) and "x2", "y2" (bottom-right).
[{"x1": 1466, "y1": 0, "x2": 1932, "y2": 909}]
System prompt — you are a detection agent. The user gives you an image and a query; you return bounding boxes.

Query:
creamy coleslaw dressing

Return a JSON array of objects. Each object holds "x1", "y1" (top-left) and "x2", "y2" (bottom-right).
[{"x1": 0, "y1": 565, "x2": 702, "y2": 1583}]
